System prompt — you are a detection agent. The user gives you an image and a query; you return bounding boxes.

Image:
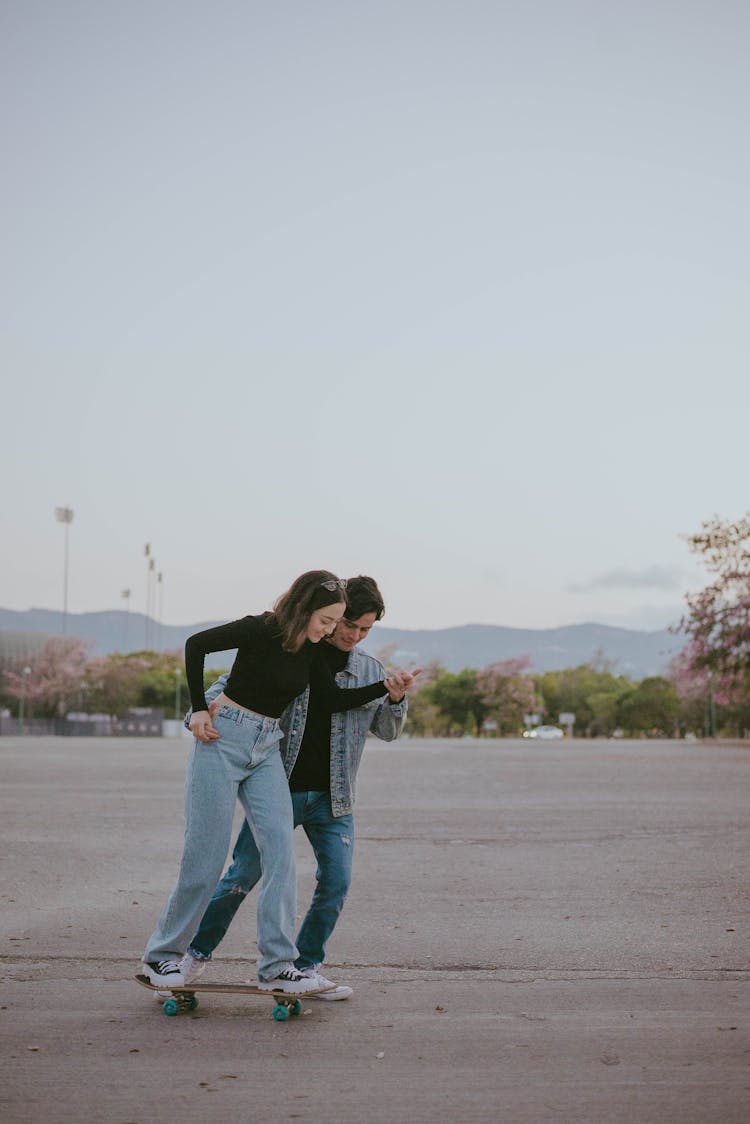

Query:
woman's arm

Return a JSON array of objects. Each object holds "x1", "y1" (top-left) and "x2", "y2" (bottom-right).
[
  {"x1": 309, "y1": 649, "x2": 388, "y2": 713},
  {"x1": 184, "y1": 617, "x2": 256, "y2": 713}
]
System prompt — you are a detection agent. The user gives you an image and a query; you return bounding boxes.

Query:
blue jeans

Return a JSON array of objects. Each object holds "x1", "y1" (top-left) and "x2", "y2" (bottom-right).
[
  {"x1": 143, "y1": 706, "x2": 298, "y2": 980},
  {"x1": 188, "y1": 791, "x2": 354, "y2": 970}
]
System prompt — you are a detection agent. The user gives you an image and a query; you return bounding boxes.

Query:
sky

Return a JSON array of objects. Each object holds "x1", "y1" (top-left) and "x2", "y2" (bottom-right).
[{"x1": 2, "y1": 0, "x2": 749, "y2": 634}]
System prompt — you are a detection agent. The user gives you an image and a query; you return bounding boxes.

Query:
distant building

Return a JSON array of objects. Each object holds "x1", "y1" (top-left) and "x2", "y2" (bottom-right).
[{"x1": 115, "y1": 708, "x2": 165, "y2": 736}]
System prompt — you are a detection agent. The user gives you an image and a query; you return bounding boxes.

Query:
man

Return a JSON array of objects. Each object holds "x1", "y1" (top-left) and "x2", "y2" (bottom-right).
[{"x1": 178, "y1": 575, "x2": 417, "y2": 1000}]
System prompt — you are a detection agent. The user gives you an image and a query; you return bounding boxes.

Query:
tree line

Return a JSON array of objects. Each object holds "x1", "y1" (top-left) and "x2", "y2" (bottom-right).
[
  {"x1": 0, "y1": 639, "x2": 741, "y2": 739},
  {"x1": 0, "y1": 638, "x2": 742, "y2": 741},
  {"x1": 3, "y1": 511, "x2": 749, "y2": 737},
  {"x1": 1, "y1": 643, "x2": 224, "y2": 723},
  {"x1": 394, "y1": 657, "x2": 738, "y2": 738},
  {"x1": 402, "y1": 510, "x2": 750, "y2": 738}
]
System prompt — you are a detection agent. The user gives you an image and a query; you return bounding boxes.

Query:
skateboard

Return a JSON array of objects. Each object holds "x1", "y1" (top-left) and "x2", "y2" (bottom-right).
[{"x1": 135, "y1": 973, "x2": 334, "y2": 1021}]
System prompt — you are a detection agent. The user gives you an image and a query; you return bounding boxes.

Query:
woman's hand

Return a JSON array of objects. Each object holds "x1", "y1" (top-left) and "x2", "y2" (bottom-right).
[
  {"x1": 189, "y1": 710, "x2": 219, "y2": 743},
  {"x1": 384, "y1": 667, "x2": 422, "y2": 703}
]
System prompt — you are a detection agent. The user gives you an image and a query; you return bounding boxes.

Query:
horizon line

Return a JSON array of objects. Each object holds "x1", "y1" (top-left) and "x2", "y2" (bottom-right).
[{"x1": 0, "y1": 604, "x2": 682, "y2": 636}]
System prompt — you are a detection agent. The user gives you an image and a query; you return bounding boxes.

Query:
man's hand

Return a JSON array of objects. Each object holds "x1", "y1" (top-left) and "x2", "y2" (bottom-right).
[
  {"x1": 384, "y1": 667, "x2": 422, "y2": 703},
  {"x1": 189, "y1": 710, "x2": 220, "y2": 743}
]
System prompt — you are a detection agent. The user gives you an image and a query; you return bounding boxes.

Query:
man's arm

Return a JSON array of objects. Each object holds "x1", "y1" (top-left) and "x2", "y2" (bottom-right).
[
  {"x1": 369, "y1": 693, "x2": 408, "y2": 742},
  {"x1": 364, "y1": 666, "x2": 419, "y2": 742}
]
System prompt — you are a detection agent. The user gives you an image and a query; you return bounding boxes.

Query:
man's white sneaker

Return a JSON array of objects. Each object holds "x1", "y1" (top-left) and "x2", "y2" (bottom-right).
[
  {"x1": 299, "y1": 967, "x2": 353, "y2": 1001},
  {"x1": 178, "y1": 952, "x2": 208, "y2": 986},
  {"x1": 257, "y1": 968, "x2": 327, "y2": 995},
  {"x1": 152, "y1": 951, "x2": 208, "y2": 999},
  {"x1": 142, "y1": 959, "x2": 184, "y2": 987}
]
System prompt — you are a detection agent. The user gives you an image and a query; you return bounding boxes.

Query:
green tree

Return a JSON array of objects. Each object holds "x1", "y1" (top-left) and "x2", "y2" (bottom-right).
[
  {"x1": 535, "y1": 665, "x2": 631, "y2": 736},
  {"x1": 136, "y1": 653, "x2": 229, "y2": 714},
  {"x1": 84, "y1": 653, "x2": 150, "y2": 714},
  {"x1": 81, "y1": 650, "x2": 229, "y2": 717},
  {"x1": 586, "y1": 690, "x2": 621, "y2": 737},
  {"x1": 617, "y1": 676, "x2": 679, "y2": 736},
  {"x1": 430, "y1": 669, "x2": 487, "y2": 736},
  {"x1": 402, "y1": 661, "x2": 445, "y2": 737}
]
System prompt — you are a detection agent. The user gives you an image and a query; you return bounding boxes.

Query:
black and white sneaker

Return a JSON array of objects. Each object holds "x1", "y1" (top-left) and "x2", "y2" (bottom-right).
[
  {"x1": 142, "y1": 959, "x2": 185, "y2": 987},
  {"x1": 257, "y1": 968, "x2": 325, "y2": 995}
]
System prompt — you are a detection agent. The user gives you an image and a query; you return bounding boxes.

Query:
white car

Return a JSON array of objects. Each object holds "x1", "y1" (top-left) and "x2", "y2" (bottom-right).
[{"x1": 523, "y1": 725, "x2": 564, "y2": 739}]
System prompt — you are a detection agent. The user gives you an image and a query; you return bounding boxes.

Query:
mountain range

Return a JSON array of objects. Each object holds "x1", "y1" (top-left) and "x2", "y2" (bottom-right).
[{"x1": 0, "y1": 607, "x2": 684, "y2": 679}]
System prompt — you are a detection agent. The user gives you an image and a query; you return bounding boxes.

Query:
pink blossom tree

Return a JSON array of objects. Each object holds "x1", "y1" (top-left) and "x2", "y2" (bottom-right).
[
  {"x1": 677, "y1": 513, "x2": 750, "y2": 733},
  {"x1": 679, "y1": 513, "x2": 750, "y2": 675},
  {"x1": 669, "y1": 645, "x2": 747, "y2": 736},
  {"x1": 4, "y1": 636, "x2": 91, "y2": 718},
  {"x1": 476, "y1": 656, "x2": 537, "y2": 736}
]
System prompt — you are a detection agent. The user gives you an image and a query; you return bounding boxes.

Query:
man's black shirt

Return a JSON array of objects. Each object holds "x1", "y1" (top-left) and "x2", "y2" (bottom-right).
[{"x1": 289, "y1": 642, "x2": 350, "y2": 792}]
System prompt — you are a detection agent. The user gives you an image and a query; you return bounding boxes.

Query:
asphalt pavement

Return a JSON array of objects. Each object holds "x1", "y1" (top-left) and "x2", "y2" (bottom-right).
[{"x1": 1, "y1": 734, "x2": 748, "y2": 1123}]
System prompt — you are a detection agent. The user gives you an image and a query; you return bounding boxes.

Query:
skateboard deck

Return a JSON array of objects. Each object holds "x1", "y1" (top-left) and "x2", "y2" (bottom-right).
[{"x1": 135, "y1": 973, "x2": 333, "y2": 1020}]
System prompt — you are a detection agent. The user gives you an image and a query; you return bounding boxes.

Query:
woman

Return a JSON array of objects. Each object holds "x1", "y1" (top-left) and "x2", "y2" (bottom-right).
[{"x1": 142, "y1": 570, "x2": 392, "y2": 994}]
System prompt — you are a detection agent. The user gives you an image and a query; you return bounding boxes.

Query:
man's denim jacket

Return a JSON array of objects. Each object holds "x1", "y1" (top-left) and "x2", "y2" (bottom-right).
[{"x1": 189, "y1": 647, "x2": 407, "y2": 818}]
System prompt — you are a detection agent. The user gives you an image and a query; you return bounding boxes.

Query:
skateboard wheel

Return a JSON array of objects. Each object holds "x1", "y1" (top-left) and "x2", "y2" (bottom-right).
[
  {"x1": 272, "y1": 1004, "x2": 290, "y2": 1021},
  {"x1": 162, "y1": 999, "x2": 179, "y2": 1016},
  {"x1": 290, "y1": 1000, "x2": 302, "y2": 1016},
  {"x1": 188, "y1": 996, "x2": 198, "y2": 1011}
]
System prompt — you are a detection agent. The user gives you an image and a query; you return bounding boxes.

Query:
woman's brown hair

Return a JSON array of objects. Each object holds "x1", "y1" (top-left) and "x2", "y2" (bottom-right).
[{"x1": 272, "y1": 570, "x2": 347, "y2": 651}]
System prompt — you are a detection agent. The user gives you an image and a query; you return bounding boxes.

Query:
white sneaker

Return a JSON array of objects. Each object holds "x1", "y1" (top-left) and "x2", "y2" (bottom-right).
[
  {"x1": 299, "y1": 966, "x2": 353, "y2": 1001},
  {"x1": 178, "y1": 951, "x2": 208, "y2": 986},
  {"x1": 257, "y1": 968, "x2": 327, "y2": 995},
  {"x1": 142, "y1": 959, "x2": 184, "y2": 987}
]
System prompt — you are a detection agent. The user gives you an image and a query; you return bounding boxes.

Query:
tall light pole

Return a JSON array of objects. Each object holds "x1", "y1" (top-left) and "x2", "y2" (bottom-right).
[
  {"x1": 148, "y1": 558, "x2": 156, "y2": 649},
  {"x1": 121, "y1": 588, "x2": 131, "y2": 651},
  {"x1": 157, "y1": 571, "x2": 164, "y2": 652},
  {"x1": 18, "y1": 665, "x2": 31, "y2": 735},
  {"x1": 55, "y1": 507, "x2": 74, "y2": 633},
  {"x1": 144, "y1": 544, "x2": 152, "y2": 649}
]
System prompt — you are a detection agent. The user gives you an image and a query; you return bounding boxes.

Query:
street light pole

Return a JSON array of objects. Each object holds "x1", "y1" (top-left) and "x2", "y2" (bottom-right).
[
  {"x1": 157, "y1": 571, "x2": 163, "y2": 652},
  {"x1": 144, "y1": 544, "x2": 152, "y2": 649},
  {"x1": 121, "y1": 588, "x2": 131, "y2": 651},
  {"x1": 174, "y1": 666, "x2": 182, "y2": 720},
  {"x1": 18, "y1": 666, "x2": 31, "y2": 735},
  {"x1": 148, "y1": 558, "x2": 155, "y2": 649},
  {"x1": 54, "y1": 507, "x2": 74, "y2": 633}
]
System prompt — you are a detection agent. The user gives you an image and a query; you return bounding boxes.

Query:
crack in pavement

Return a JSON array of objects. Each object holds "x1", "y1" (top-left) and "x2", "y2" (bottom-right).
[{"x1": 2, "y1": 955, "x2": 748, "y2": 983}]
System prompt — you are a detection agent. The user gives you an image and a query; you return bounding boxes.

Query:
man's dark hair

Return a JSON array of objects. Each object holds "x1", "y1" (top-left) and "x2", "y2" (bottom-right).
[{"x1": 344, "y1": 575, "x2": 385, "y2": 622}]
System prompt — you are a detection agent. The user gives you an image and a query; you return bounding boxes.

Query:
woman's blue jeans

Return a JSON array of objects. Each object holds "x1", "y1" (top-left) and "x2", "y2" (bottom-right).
[
  {"x1": 143, "y1": 706, "x2": 298, "y2": 980},
  {"x1": 188, "y1": 791, "x2": 354, "y2": 970}
]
